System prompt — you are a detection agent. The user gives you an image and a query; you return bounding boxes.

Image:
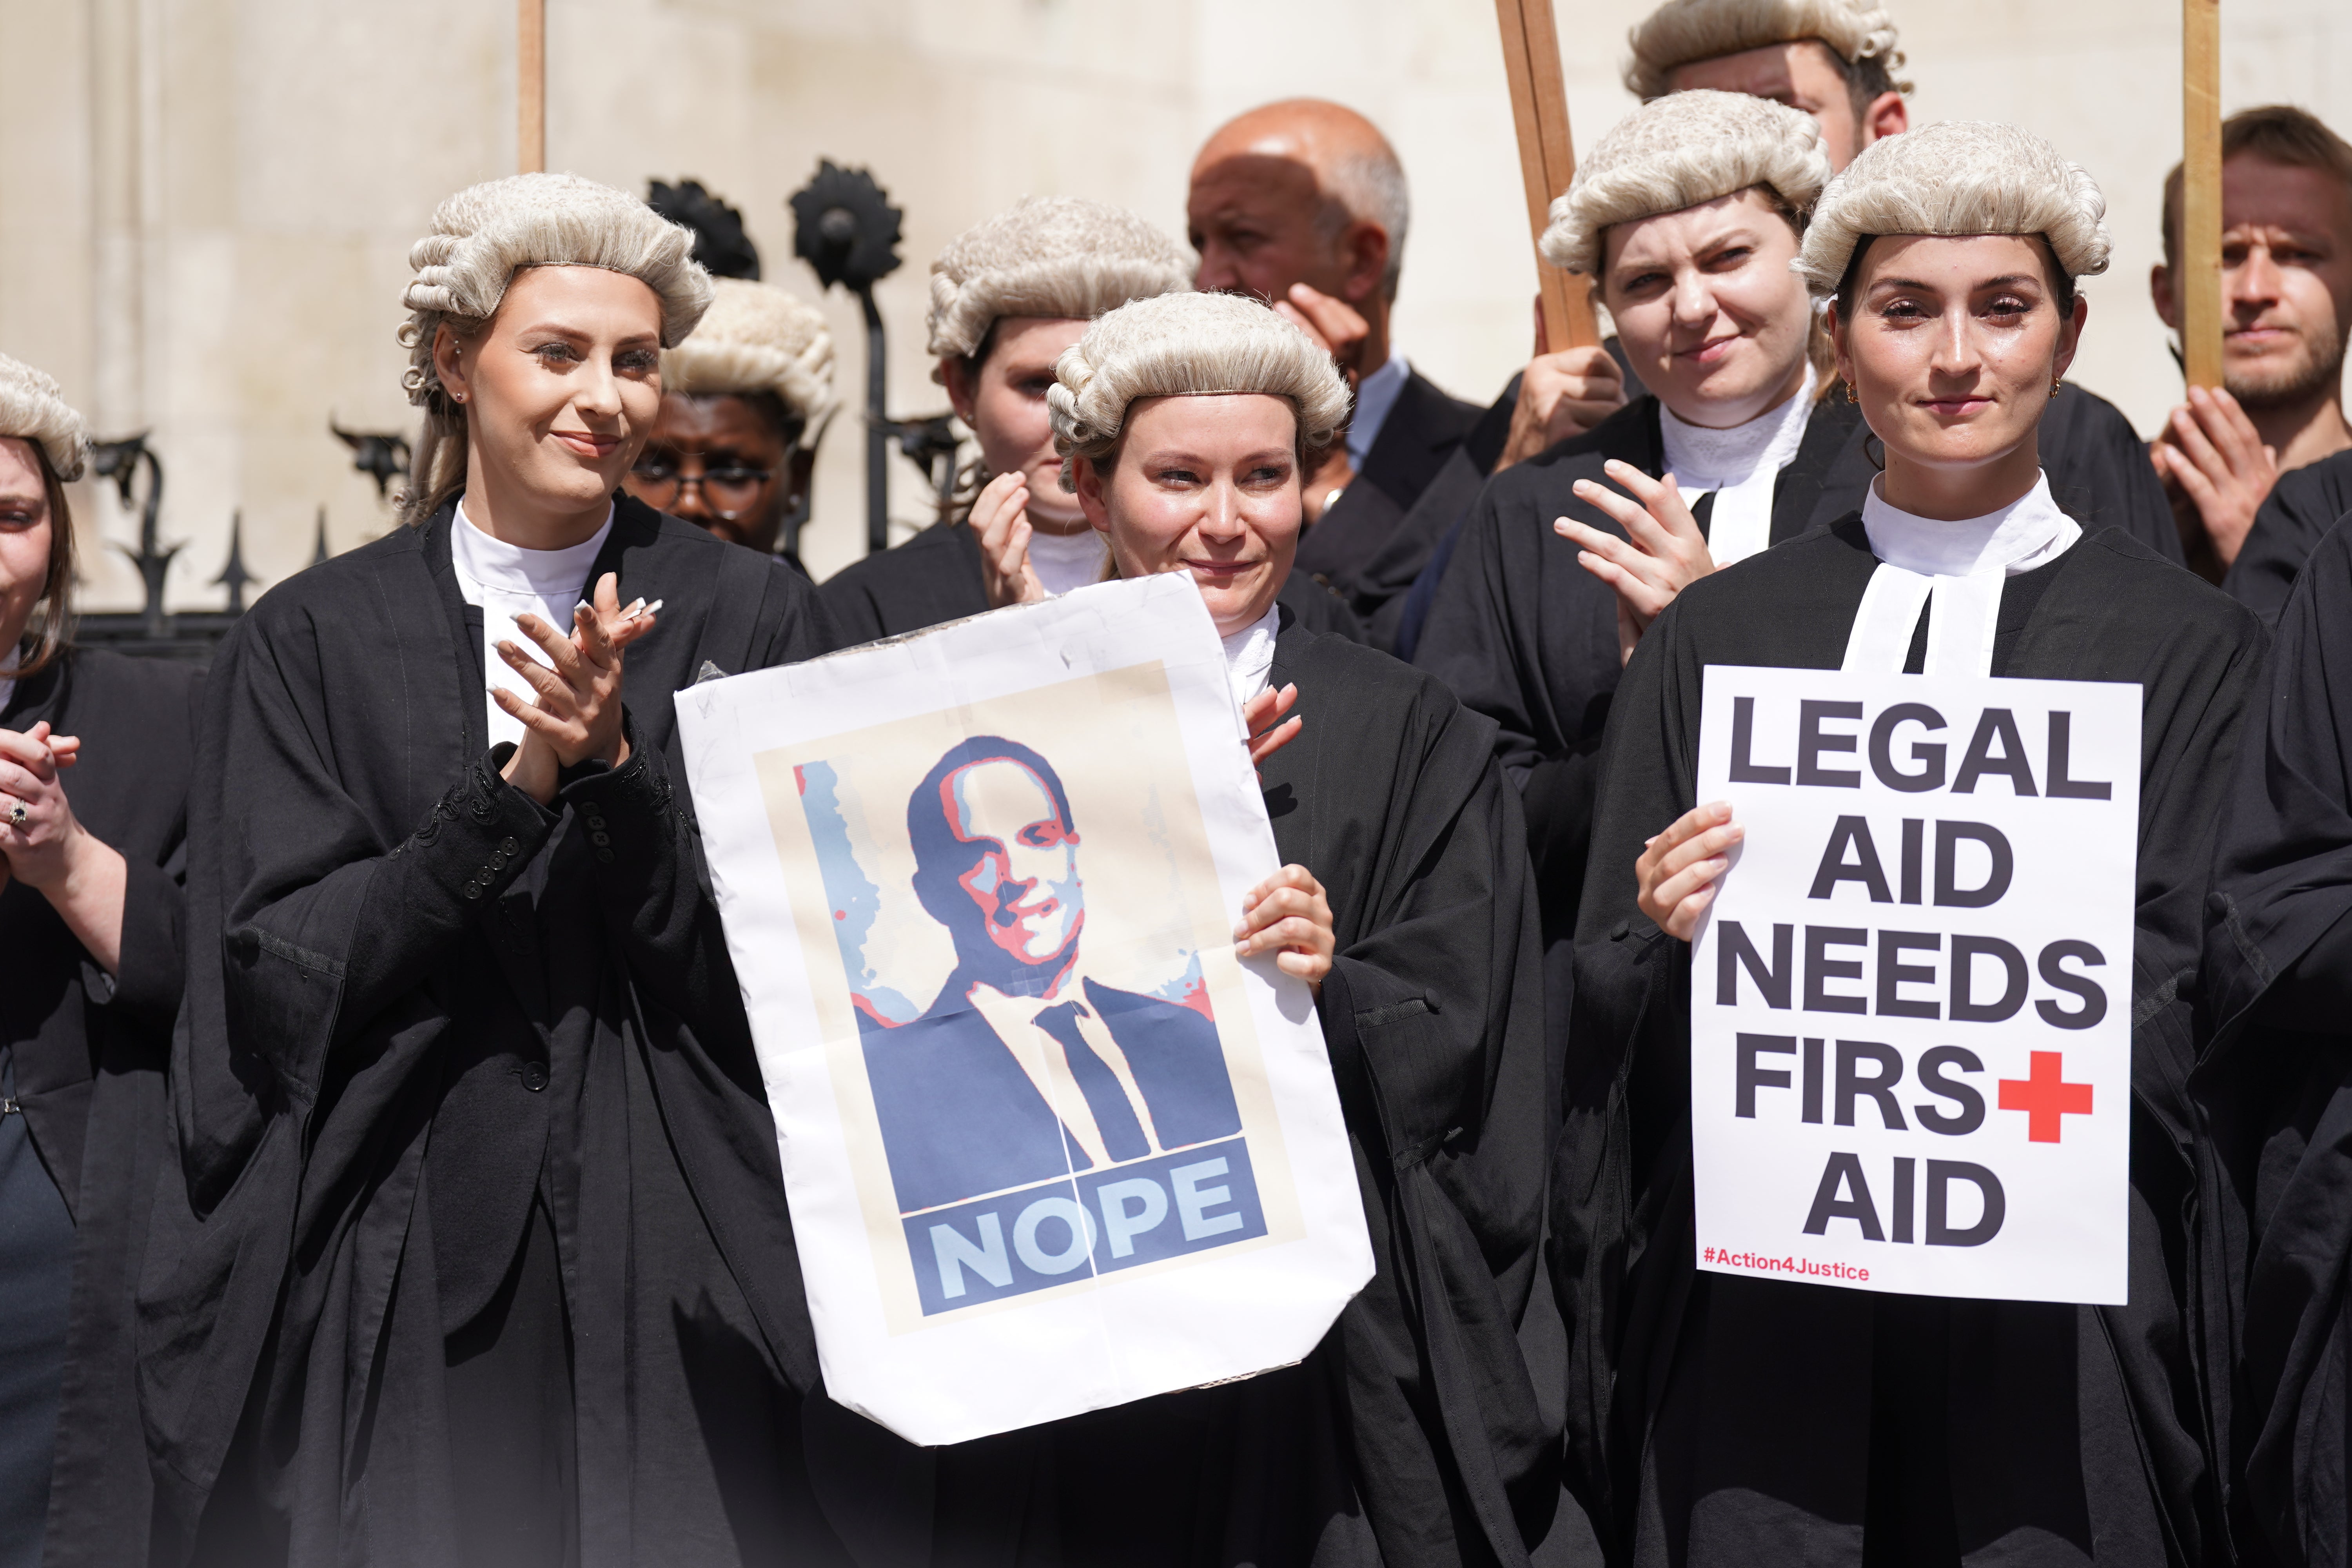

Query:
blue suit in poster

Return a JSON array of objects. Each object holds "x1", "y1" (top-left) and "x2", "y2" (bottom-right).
[{"x1": 857, "y1": 737, "x2": 1243, "y2": 1216}]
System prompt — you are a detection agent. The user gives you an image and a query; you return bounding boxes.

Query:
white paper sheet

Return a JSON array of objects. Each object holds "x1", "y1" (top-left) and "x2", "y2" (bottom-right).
[
  {"x1": 1688, "y1": 666, "x2": 2140, "y2": 1305},
  {"x1": 677, "y1": 573, "x2": 1374, "y2": 1444}
]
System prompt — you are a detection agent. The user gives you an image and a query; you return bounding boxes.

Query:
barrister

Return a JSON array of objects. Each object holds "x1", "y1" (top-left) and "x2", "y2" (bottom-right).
[
  {"x1": 830, "y1": 291, "x2": 1555, "y2": 1566},
  {"x1": 1414, "y1": 91, "x2": 1866, "y2": 965},
  {"x1": 1561, "y1": 123, "x2": 2261, "y2": 1563},
  {"x1": 0, "y1": 358, "x2": 195, "y2": 1568},
  {"x1": 138, "y1": 173, "x2": 848, "y2": 1565},
  {"x1": 818, "y1": 195, "x2": 1361, "y2": 646}
]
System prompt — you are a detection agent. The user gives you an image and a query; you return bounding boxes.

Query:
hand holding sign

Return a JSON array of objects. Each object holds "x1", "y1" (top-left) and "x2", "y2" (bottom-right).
[{"x1": 1637, "y1": 800, "x2": 1743, "y2": 940}]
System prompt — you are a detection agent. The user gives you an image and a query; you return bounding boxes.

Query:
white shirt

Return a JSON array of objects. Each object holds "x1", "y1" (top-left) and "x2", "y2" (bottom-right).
[
  {"x1": 1221, "y1": 603, "x2": 1281, "y2": 711},
  {"x1": 450, "y1": 498, "x2": 614, "y2": 750},
  {"x1": 1346, "y1": 351, "x2": 1412, "y2": 472},
  {"x1": 1657, "y1": 364, "x2": 1818, "y2": 568},
  {"x1": 1842, "y1": 472, "x2": 2081, "y2": 678},
  {"x1": 1025, "y1": 527, "x2": 1109, "y2": 599}
]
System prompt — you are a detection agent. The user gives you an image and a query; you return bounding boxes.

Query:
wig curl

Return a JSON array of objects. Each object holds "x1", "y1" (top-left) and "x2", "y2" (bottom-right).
[
  {"x1": 398, "y1": 172, "x2": 714, "y2": 523},
  {"x1": 0, "y1": 355, "x2": 88, "y2": 482},
  {"x1": 1794, "y1": 120, "x2": 2112, "y2": 299},
  {"x1": 1542, "y1": 91, "x2": 1830, "y2": 276},
  {"x1": 1047, "y1": 292, "x2": 1350, "y2": 487},
  {"x1": 1624, "y1": 0, "x2": 1907, "y2": 102},
  {"x1": 927, "y1": 197, "x2": 1193, "y2": 363},
  {"x1": 661, "y1": 278, "x2": 835, "y2": 448}
]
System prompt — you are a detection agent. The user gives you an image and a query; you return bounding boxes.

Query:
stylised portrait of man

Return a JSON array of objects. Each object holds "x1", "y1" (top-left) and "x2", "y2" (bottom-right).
[{"x1": 860, "y1": 735, "x2": 1243, "y2": 1213}]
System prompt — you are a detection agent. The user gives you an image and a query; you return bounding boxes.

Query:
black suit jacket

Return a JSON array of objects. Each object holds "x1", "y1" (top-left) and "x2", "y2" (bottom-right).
[{"x1": 1294, "y1": 367, "x2": 1483, "y2": 617}]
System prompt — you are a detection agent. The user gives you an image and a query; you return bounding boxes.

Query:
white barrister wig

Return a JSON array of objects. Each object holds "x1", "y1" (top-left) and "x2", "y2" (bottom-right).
[
  {"x1": 399, "y1": 172, "x2": 715, "y2": 407},
  {"x1": 1623, "y1": 0, "x2": 1908, "y2": 102},
  {"x1": 927, "y1": 196, "x2": 1194, "y2": 361},
  {"x1": 1540, "y1": 91, "x2": 1831, "y2": 276},
  {"x1": 1794, "y1": 121, "x2": 2113, "y2": 299},
  {"x1": 0, "y1": 356, "x2": 88, "y2": 482},
  {"x1": 1047, "y1": 292, "x2": 1350, "y2": 485},
  {"x1": 661, "y1": 278, "x2": 836, "y2": 447}
]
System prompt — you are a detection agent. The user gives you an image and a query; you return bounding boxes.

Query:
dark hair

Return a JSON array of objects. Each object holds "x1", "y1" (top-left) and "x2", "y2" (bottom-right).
[
  {"x1": 958, "y1": 319, "x2": 1004, "y2": 388},
  {"x1": 9, "y1": 439, "x2": 75, "y2": 677},
  {"x1": 1830, "y1": 232, "x2": 2079, "y2": 324},
  {"x1": 2162, "y1": 104, "x2": 2352, "y2": 270},
  {"x1": 1819, "y1": 42, "x2": 1904, "y2": 128},
  {"x1": 677, "y1": 388, "x2": 806, "y2": 450}
]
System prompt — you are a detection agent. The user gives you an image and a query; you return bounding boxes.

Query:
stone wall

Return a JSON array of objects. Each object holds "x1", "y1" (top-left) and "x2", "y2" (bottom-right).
[{"x1": 1, "y1": 0, "x2": 2345, "y2": 603}]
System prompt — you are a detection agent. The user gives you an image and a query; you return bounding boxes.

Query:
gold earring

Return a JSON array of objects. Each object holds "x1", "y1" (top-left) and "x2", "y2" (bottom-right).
[{"x1": 2051, "y1": 378, "x2": 2063, "y2": 397}]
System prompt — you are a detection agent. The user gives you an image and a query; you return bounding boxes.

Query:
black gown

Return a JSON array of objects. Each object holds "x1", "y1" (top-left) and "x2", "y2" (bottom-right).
[
  {"x1": 2199, "y1": 510, "x2": 2352, "y2": 1566},
  {"x1": 1561, "y1": 517, "x2": 2262, "y2": 1565},
  {"x1": 798, "y1": 609, "x2": 1559, "y2": 1568},
  {"x1": 818, "y1": 515, "x2": 1367, "y2": 646},
  {"x1": 0, "y1": 648, "x2": 192, "y2": 1568},
  {"x1": 1413, "y1": 392, "x2": 1877, "y2": 946},
  {"x1": 2221, "y1": 447, "x2": 2352, "y2": 627},
  {"x1": 138, "y1": 497, "x2": 853, "y2": 1568}
]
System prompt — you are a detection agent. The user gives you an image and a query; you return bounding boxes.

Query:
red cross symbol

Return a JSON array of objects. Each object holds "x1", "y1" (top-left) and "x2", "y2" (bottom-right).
[{"x1": 1998, "y1": 1052, "x2": 2094, "y2": 1143}]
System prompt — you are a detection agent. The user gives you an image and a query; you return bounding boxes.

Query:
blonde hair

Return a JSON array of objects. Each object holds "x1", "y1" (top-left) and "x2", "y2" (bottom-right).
[
  {"x1": 0, "y1": 355, "x2": 88, "y2": 675},
  {"x1": 1623, "y1": 0, "x2": 1907, "y2": 102},
  {"x1": 927, "y1": 197, "x2": 1193, "y2": 363},
  {"x1": 397, "y1": 172, "x2": 715, "y2": 525},
  {"x1": 661, "y1": 278, "x2": 836, "y2": 448},
  {"x1": 1795, "y1": 120, "x2": 2112, "y2": 300},
  {"x1": 1047, "y1": 292, "x2": 1350, "y2": 488},
  {"x1": 1541, "y1": 91, "x2": 1830, "y2": 277}
]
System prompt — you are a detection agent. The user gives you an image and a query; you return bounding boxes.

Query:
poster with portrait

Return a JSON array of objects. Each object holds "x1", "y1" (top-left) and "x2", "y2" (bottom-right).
[{"x1": 677, "y1": 573, "x2": 1374, "y2": 1446}]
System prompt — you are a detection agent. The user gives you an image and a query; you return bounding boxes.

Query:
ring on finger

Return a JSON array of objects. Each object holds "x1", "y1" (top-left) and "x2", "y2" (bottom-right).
[{"x1": 5, "y1": 799, "x2": 25, "y2": 828}]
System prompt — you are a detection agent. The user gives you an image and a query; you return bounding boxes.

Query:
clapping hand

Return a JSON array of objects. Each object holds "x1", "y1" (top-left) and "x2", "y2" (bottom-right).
[
  {"x1": 496, "y1": 572, "x2": 655, "y2": 804},
  {"x1": 1557, "y1": 461, "x2": 1715, "y2": 666},
  {"x1": 0, "y1": 721, "x2": 84, "y2": 895},
  {"x1": 972, "y1": 471, "x2": 1046, "y2": 610}
]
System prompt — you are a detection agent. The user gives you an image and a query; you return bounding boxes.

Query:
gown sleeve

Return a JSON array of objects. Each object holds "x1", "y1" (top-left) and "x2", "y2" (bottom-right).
[
  {"x1": 2222, "y1": 450, "x2": 2352, "y2": 628},
  {"x1": 174, "y1": 606, "x2": 555, "y2": 1205},
  {"x1": 1310, "y1": 668, "x2": 1559, "y2": 1563},
  {"x1": 1548, "y1": 597, "x2": 1703, "y2": 1536}
]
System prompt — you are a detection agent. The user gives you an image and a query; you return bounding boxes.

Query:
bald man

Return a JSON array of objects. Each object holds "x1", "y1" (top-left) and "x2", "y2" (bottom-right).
[{"x1": 1189, "y1": 99, "x2": 1627, "y2": 639}]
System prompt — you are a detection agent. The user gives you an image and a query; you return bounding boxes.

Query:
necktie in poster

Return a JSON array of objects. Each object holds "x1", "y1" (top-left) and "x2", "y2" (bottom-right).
[
  {"x1": 678, "y1": 574, "x2": 1372, "y2": 1445},
  {"x1": 1689, "y1": 665, "x2": 2140, "y2": 1305}
]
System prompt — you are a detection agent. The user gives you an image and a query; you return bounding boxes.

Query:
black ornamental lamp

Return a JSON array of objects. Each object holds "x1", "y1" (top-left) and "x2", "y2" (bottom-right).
[
  {"x1": 330, "y1": 419, "x2": 412, "y2": 502},
  {"x1": 89, "y1": 433, "x2": 179, "y2": 639},
  {"x1": 791, "y1": 160, "x2": 959, "y2": 555}
]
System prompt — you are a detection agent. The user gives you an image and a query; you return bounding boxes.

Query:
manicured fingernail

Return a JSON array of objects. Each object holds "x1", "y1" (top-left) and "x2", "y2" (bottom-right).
[{"x1": 643, "y1": 599, "x2": 663, "y2": 615}]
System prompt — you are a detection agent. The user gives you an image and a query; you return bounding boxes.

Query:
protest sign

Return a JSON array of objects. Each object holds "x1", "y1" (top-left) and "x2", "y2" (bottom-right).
[
  {"x1": 677, "y1": 574, "x2": 1374, "y2": 1445},
  {"x1": 1689, "y1": 666, "x2": 2140, "y2": 1305}
]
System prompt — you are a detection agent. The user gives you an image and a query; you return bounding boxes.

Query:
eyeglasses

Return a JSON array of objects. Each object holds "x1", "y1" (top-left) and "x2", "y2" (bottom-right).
[{"x1": 629, "y1": 461, "x2": 777, "y2": 521}]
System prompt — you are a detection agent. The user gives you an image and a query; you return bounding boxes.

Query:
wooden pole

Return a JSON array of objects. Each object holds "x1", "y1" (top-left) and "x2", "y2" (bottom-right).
[
  {"x1": 518, "y1": 0, "x2": 546, "y2": 174},
  {"x1": 2180, "y1": 0, "x2": 2223, "y2": 388},
  {"x1": 1494, "y1": 0, "x2": 1600, "y2": 350}
]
